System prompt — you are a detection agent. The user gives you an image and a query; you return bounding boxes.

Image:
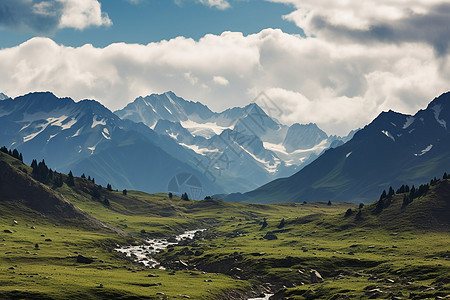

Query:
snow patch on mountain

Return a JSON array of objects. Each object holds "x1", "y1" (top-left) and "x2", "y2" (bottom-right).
[
  {"x1": 0, "y1": 93, "x2": 9, "y2": 100},
  {"x1": 431, "y1": 104, "x2": 447, "y2": 129},
  {"x1": 45, "y1": 116, "x2": 77, "y2": 130},
  {"x1": 402, "y1": 117, "x2": 415, "y2": 129},
  {"x1": 47, "y1": 134, "x2": 58, "y2": 143},
  {"x1": 239, "y1": 144, "x2": 281, "y2": 174},
  {"x1": 87, "y1": 146, "x2": 96, "y2": 154},
  {"x1": 102, "y1": 128, "x2": 111, "y2": 140},
  {"x1": 181, "y1": 120, "x2": 233, "y2": 138},
  {"x1": 71, "y1": 128, "x2": 82, "y2": 138},
  {"x1": 23, "y1": 123, "x2": 49, "y2": 142},
  {"x1": 179, "y1": 143, "x2": 220, "y2": 155},
  {"x1": 92, "y1": 116, "x2": 106, "y2": 128},
  {"x1": 382, "y1": 130, "x2": 395, "y2": 141},
  {"x1": 415, "y1": 144, "x2": 433, "y2": 156},
  {"x1": 263, "y1": 142, "x2": 288, "y2": 155}
]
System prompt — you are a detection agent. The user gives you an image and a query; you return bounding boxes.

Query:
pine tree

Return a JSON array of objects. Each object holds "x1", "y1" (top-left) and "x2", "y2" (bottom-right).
[
  {"x1": 12, "y1": 149, "x2": 19, "y2": 160},
  {"x1": 168, "y1": 192, "x2": 172, "y2": 199},
  {"x1": 388, "y1": 186, "x2": 395, "y2": 197},
  {"x1": 375, "y1": 198, "x2": 384, "y2": 214},
  {"x1": 379, "y1": 190, "x2": 387, "y2": 201},
  {"x1": 106, "y1": 183, "x2": 112, "y2": 191},
  {"x1": 19, "y1": 153, "x2": 23, "y2": 162},
  {"x1": 81, "y1": 173, "x2": 86, "y2": 179},
  {"x1": 396, "y1": 185, "x2": 405, "y2": 194},
  {"x1": 402, "y1": 194, "x2": 410, "y2": 207},
  {"x1": 405, "y1": 185, "x2": 410, "y2": 193},
  {"x1": 66, "y1": 171, "x2": 75, "y2": 186},
  {"x1": 55, "y1": 173, "x2": 63, "y2": 187},
  {"x1": 123, "y1": 189, "x2": 127, "y2": 196},
  {"x1": 327, "y1": 200, "x2": 332, "y2": 206},
  {"x1": 444, "y1": 172, "x2": 448, "y2": 180},
  {"x1": 409, "y1": 185, "x2": 416, "y2": 199}
]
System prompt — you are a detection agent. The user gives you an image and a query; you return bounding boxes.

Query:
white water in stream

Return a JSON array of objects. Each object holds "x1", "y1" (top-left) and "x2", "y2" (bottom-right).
[
  {"x1": 248, "y1": 294, "x2": 274, "y2": 300},
  {"x1": 115, "y1": 229, "x2": 206, "y2": 268},
  {"x1": 115, "y1": 229, "x2": 273, "y2": 299}
]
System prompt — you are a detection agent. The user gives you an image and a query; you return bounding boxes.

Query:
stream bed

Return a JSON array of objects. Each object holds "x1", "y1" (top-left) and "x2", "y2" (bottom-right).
[
  {"x1": 115, "y1": 229, "x2": 274, "y2": 299},
  {"x1": 115, "y1": 229, "x2": 206, "y2": 268}
]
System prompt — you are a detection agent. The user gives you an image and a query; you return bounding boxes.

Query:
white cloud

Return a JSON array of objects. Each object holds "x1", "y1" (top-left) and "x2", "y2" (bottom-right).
[
  {"x1": 267, "y1": 0, "x2": 450, "y2": 54},
  {"x1": 199, "y1": 0, "x2": 230, "y2": 10},
  {"x1": 57, "y1": 0, "x2": 112, "y2": 30},
  {"x1": 0, "y1": 29, "x2": 448, "y2": 136},
  {"x1": 213, "y1": 76, "x2": 230, "y2": 86},
  {"x1": 175, "y1": 0, "x2": 231, "y2": 10},
  {"x1": 0, "y1": 0, "x2": 111, "y2": 32}
]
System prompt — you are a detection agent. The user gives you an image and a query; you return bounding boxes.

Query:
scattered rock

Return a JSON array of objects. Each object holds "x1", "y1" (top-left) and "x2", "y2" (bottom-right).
[
  {"x1": 13, "y1": 220, "x2": 18, "y2": 225},
  {"x1": 365, "y1": 288, "x2": 384, "y2": 299},
  {"x1": 263, "y1": 233, "x2": 278, "y2": 240},
  {"x1": 147, "y1": 274, "x2": 159, "y2": 277},
  {"x1": 178, "y1": 295, "x2": 190, "y2": 299},
  {"x1": 310, "y1": 269, "x2": 323, "y2": 283},
  {"x1": 30, "y1": 226, "x2": 36, "y2": 229},
  {"x1": 76, "y1": 255, "x2": 94, "y2": 264},
  {"x1": 3, "y1": 230, "x2": 12, "y2": 233},
  {"x1": 45, "y1": 239, "x2": 52, "y2": 242},
  {"x1": 204, "y1": 279, "x2": 212, "y2": 282},
  {"x1": 392, "y1": 245, "x2": 398, "y2": 248}
]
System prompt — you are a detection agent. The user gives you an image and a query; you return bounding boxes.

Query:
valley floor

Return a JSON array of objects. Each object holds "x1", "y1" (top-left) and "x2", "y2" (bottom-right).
[{"x1": 1, "y1": 177, "x2": 449, "y2": 299}]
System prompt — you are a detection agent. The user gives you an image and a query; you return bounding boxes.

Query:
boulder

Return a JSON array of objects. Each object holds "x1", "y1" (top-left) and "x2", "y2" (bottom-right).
[
  {"x1": 263, "y1": 233, "x2": 278, "y2": 240},
  {"x1": 310, "y1": 269, "x2": 323, "y2": 283},
  {"x1": 76, "y1": 255, "x2": 94, "y2": 264}
]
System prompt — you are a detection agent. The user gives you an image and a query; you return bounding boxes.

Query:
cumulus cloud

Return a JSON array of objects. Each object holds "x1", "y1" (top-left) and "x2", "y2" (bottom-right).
[
  {"x1": 175, "y1": 0, "x2": 231, "y2": 10},
  {"x1": 0, "y1": 0, "x2": 111, "y2": 33},
  {"x1": 213, "y1": 76, "x2": 230, "y2": 86},
  {"x1": 268, "y1": 0, "x2": 450, "y2": 55},
  {"x1": 1, "y1": 29, "x2": 448, "y2": 136}
]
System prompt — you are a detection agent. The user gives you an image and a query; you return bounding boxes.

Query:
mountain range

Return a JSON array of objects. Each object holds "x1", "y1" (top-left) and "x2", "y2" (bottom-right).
[
  {"x1": 0, "y1": 91, "x2": 344, "y2": 197},
  {"x1": 223, "y1": 92, "x2": 450, "y2": 203}
]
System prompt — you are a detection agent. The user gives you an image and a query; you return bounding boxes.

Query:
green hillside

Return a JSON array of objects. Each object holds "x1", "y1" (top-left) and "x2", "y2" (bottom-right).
[{"x1": 0, "y1": 150, "x2": 449, "y2": 299}]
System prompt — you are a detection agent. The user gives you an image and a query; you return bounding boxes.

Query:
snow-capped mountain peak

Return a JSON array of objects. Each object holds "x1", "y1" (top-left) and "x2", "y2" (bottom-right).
[{"x1": 0, "y1": 93, "x2": 9, "y2": 100}]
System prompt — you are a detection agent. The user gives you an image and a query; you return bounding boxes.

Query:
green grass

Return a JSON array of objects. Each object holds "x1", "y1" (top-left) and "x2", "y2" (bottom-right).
[{"x1": 0, "y1": 153, "x2": 449, "y2": 299}]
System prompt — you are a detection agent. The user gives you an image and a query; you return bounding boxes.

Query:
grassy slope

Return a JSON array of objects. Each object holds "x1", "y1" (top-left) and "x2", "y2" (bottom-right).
[{"x1": 0, "y1": 152, "x2": 449, "y2": 299}]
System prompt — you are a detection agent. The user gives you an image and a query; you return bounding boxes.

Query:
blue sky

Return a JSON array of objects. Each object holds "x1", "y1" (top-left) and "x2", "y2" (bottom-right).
[
  {"x1": 0, "y1": 0, "x2": 302, "y2": 48},
  {"x1": 0, "y1": 0, "x2": 449, "y2": 135}
]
